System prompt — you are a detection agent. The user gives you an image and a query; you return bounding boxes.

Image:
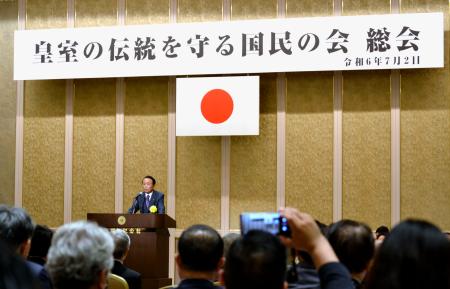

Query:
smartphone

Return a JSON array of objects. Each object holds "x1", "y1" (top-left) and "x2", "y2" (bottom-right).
[{"x1": 240, "y1": 212, "x2": 291, "y2": 237}]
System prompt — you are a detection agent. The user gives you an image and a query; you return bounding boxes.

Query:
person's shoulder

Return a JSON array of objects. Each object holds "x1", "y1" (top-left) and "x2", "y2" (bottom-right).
[
  {"x1": 155, "y1": 190, "x2": 164, "y2": 196},
  {"x1": 112, "y1": 260, "x2": 125, "y2": 274},
  {"x1": 123, "y1": 266, "x2": 141, "y2": 278},
  {"x1": 26, "y1": 260, "x2": 43, "y2": 275},
  {"x1": 177, "y1": 279, "x2": 221, "y2": 289}
]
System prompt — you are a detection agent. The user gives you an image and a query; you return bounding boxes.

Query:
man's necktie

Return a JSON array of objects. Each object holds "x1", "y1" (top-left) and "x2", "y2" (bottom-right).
[{"x1": 145, "y1": 194, "x2": 150, "y2": 209}]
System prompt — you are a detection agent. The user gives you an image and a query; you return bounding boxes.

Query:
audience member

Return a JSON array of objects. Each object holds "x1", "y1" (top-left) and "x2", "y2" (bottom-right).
[
  {"x1": 223, "y1": 230, "x2": 287, "y2": 289},
  {"x1": 327, "y1": 220, "x2": 374, "y2": 289},
  {"x1": 364, "y1": 219, "x2": 450, "y2": 289},
  {"x1": 374, "y1": 226, "x2": 390, "y2": 241},
  {"x1": 280, "y1": 207, "x2": 354, "y2": 289},
  {"x1": 0, "y1": 205, "x2": 34, "y2": 254},
  {"x1": 0, "y1": 239, "x2": 37, "y2": 289},
  {"x1": 176, "y1": 224, "x2": 224, "y2": 289},
  {"x1": 0, "y1": 205, "x2": 52, "y2": 289},
  {"x1": 46, "y1": 221, "x2": 114, "y2": 289},
  {"x1": 285, "y1": 220, "x2": 328, "y2": 289},
  {"x1": 444, "y1": 231, "x2": 450, "y2": 241},
  {"x1": 221, "y1": 232, "x2": 240, "y2": 275},
  {"x1": 222, "y1": 233, "x2": 240, "y2": 259},
  {"x1": 111, "y1": 229, "x2": 141, "y2": 289},
  {"x1": 28, "y1": 225, "x2": 53, "y2": 266},
  {"x1": 286, "y1": 251, "x2": 320, "y2": 289}
]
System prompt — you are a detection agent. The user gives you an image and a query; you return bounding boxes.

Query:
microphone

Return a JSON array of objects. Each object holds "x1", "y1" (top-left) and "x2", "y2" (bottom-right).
[{"x1": 129, "y1": 192, "x2": 142, "y2": 214}]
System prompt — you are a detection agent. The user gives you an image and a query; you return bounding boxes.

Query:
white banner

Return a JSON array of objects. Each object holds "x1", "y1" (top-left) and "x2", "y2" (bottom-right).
[{"x1": 14, "y1": 12, "x2": 443, "y2": 80}]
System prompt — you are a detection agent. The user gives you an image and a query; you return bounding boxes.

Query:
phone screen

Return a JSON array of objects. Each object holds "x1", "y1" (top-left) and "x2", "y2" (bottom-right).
[{"x1": 240, "y1": 212, "x2": 291, "y2": 237}]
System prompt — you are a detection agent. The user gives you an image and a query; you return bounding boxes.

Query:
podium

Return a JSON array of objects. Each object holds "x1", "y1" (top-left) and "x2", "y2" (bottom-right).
[{"x1": 87, "y1": 213, "x2": 176, "y2": 289}]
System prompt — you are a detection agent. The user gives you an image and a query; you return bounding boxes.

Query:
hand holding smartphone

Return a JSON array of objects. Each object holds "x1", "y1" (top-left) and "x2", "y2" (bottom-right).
[{"x1": 240, "y1": 212, "x2": 291, "y2": 237}]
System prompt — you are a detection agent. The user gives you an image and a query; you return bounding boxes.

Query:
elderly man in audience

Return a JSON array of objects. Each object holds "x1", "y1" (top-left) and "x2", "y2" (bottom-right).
[
  {"x1": 176, "y1": 224, "x2": 224, "y2": 289},
  {"x1": 327, "y1": 220, "x2": 375, "y2": 289},
  {"x1": 111, "y1": 229, "x2": 141, "y2": 289},
  {"x1": 46, "y1": 221, "x2": 114, "y2": 289},
  {"x1": 0, "y1": 205, "x2": 52, "y2": 289}
]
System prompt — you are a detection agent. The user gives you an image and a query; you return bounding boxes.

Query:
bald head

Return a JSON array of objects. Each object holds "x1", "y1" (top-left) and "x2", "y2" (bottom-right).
[
  {"x1": 178, "y1": 224, "x2": 223, "y2": 272},
  {"x1": 327, "y1": 219, "x2": 374, "y2": 274}
]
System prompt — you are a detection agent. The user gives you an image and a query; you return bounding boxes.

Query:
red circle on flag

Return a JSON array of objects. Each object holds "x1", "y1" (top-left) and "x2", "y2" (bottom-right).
[{"x1": 201, "y1": 89, "x2": 234, "y2": 124}]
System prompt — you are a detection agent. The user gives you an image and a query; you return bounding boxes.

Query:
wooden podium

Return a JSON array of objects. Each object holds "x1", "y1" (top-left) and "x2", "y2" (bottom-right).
[{"x1": 87, "y1": 213, "x2": 176, "y2": 289}]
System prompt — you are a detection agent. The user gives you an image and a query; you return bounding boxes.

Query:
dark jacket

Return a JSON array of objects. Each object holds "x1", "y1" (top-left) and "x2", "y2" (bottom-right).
[
  {"x1": 26, "y1": 260, "x2": 52, "y2": 289},
  {"x1": 128, "y1": 191, "x2": 165, "y2": 214},
  {"x1": 176, "y1": 279, "x2": 222, "y2": 289},
  {"x1": 112, "y1": 260, "x2": 142, "y2": 289}
]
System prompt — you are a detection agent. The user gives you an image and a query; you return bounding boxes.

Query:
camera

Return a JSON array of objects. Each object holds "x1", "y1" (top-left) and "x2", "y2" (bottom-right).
[{"x1": 240, "y1": 212, "x2": 291, "y2": 237}]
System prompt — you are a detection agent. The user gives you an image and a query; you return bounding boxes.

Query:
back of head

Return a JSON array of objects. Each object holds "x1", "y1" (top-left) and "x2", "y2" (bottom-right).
[
  {"x1": 327, "y1": 219, "x2": 374, "y2": 274},
  {"x1": 375, "y1": 225, "x2": 390, "y2": 240},
  {"x1": 0, "y1": 205, "x2": 34, "y2": 251},
  {"x1": 28, "y1": 224, "x2": 53, "y2": 260},
  {"x1": 0, "y1": 240, "x2": 36, "y2": 289},
  {"x1": 365, "y1": 219, "x2": 450, "y2": 289},
  {"x1": 178, "y1": 224, "x2": 223, "y2": 272},
  {"x1": 111, "y1": 229, "x2": 130, "y2": 260},
  {"x1": 46, "y1": 221, "x2": 114, "y2": 289},
  {"x1": 224, "y1": 230, "x2": 286, "y2": 289},
  {"x1": 222, "y1": 233, "x2": 240, "y2": 258}
]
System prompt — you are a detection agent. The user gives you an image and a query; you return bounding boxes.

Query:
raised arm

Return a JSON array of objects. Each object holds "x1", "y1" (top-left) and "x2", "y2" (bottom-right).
[{"x1": 280, "y1": 207, "x2": 354, "y2": 289}]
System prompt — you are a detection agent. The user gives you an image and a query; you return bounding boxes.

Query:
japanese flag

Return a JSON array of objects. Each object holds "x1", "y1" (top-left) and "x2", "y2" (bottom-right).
[{"x1": 176, "y1": 76, "x2": 259, "y2": 136}]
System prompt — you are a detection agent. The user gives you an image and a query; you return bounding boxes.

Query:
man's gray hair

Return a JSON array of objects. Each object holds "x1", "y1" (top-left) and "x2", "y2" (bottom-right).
[
  {"x1": 46, "y1": 221, "x2": 114, "y2": 289},
  {"x1": 111, "y1": 229, "x2": 130, "y2": 259}
]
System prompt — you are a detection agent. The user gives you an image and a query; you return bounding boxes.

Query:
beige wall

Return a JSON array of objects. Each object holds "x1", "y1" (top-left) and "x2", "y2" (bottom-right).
[
  {"x1": 22, "y1": 0, "x2": 67, "y2": 227},
  {"x1": 286, "y1": 1, "x2": 334, "y2": 225},
  {"x1": 1, "y1": 0, "x2": 449, "y2": 235},
  {"x1": 175, "y1": 0, "x2": 223, "y2": 230},
  {"x1": 400, "y1": 0, "x2": 450, "y2": 230},
  {"x1": 0, "y1": 0, "x2": 17, "y2": 206}
]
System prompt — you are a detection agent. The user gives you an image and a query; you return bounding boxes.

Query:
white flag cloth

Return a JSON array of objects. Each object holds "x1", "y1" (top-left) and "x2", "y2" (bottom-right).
[{"x1": 176, "y1": 76, "x2": 259, "y2": 136}]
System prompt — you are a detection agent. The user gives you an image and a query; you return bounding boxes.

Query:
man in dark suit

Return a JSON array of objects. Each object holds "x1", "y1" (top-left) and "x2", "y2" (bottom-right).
[
  {"x1": 128, "y1": 175, "x2": 165, "y2": 214},
  {"x1": 327, "y1": 220, "x2": 374, "y2": 289},
  {"x1": 223, "y1": 230, "x2": 286, "y2": 289},
  {"x1": 0, "y1": 205, "x2": 53, "y2": 289},
  {"x1": 111, "y1": 229, "x2": 141, "y2": 289},
  {"x1": 175, "y1": 224, "x2": 224, "y2": 289}
]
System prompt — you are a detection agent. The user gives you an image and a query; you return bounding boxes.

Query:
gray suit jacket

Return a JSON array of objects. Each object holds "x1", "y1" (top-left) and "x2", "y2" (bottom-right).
[{"x1": 128, "y1": 191, "x2": 165, "y2": 214}]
